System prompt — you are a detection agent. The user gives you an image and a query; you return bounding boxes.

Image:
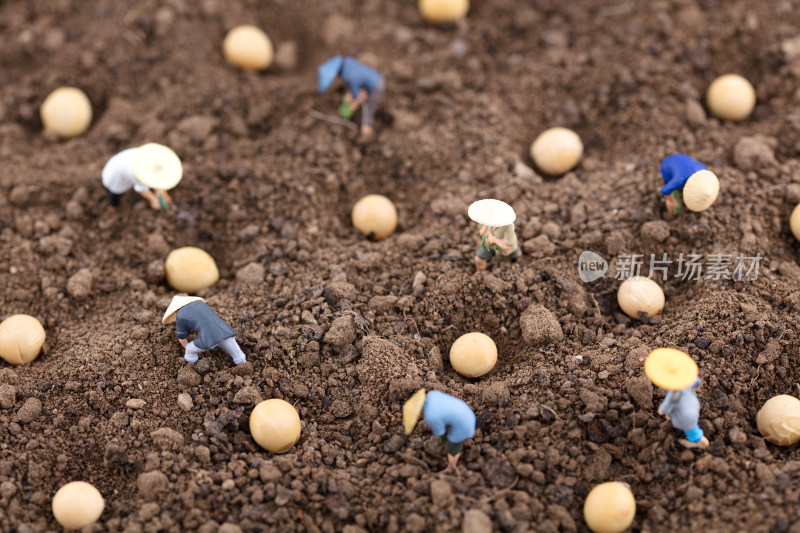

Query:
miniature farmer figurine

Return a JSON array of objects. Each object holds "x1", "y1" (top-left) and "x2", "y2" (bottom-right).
[
  {"x1": 645, "y1": 348, "x2": 709, "y2": 446},
  {"x1": 660, "y1": 154, "x2": 720, "y2": 214},
  {"x1": 468, "y1": 199, "x2": 520, "y2": 273},
  {"x1": 162, "y1": 296, "x2": 246, "y2": 366},
  {"x1": 403, "y1": 389, "x2": 476, "y2": 471},
  {"x1": 318, "y1": 55, "x2": 385, "y2": 136},
  {"x1": 102, "y1": 143, "x2": 182, "y2": 210}
]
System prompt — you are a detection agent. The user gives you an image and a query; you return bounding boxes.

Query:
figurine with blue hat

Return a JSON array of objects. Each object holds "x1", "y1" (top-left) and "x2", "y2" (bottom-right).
[
  {"x1": 403, "y1": 389, "x2": 476, "y2": 471},
  {"x1": 468, "y1": 199, "x2": 520, "y2": 273},
  {"x1": 660, "y1": 154, "x2": 720, "y2": 215},
  {"x1": 102, "y1": 143, "x2": 182, "y2": 210},
  {"x1": 318, "y1": 55, "x2": 385, "y2": 137}
]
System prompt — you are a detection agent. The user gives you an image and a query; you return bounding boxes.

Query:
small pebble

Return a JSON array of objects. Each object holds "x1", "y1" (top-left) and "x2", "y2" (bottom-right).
[
  {"x1": 177, "y1": 393, "x2": 193, "y2": 412},
  {"x1": 126, "y1": 398, "x2": 146, "y2": 409}
]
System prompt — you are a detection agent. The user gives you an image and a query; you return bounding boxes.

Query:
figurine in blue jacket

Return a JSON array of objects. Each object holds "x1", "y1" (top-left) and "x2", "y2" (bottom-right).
[
  {"x1": 660, "y1": 154, "x2": 720, "y2": 214},
  {"x1": 318, "y1": 55, "x2": 385, "y2": 136},
  {"x1": 162, "y1": 296, "x2": 246, "y2": 366},
  {"x1": 403, "y1": 389, "x2": 476, "y2": 471}
]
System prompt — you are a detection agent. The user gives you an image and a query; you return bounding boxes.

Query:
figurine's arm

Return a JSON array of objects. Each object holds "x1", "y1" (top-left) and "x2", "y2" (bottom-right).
[
  {"x1": 487, "y1": 235, "x2": 512, "y2": 250},
  {"x1": 658, "y1": 391, "x2": 677, "y2": 417},
  {"x1": 479, "y1": 225, "x2": 488, "y2": 235},
  {"x1": 139, "y1": 190, "x2": 163, "y2": 210},
  {"x1": 426, "y1": 418, "x2": 446, "y2": 438}
]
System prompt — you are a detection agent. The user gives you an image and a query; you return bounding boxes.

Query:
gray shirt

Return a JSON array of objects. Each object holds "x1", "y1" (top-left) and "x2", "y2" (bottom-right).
[
  {"x1": 175, "y1": 302, "x2": 237, "y2": 350},
  {"x1": 659, "y1": 378, "x2": 702, "y2": 431}
]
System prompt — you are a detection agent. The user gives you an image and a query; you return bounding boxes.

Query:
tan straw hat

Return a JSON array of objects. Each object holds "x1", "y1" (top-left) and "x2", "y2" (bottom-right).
[
  {"x1": 134, "y1": 143, "x2": 183, "y2": 190},
  {"x1": 162, "y1": 296, "x2": 204, "y2": 324},
  {"x1": 403, "y1": 389, "x2": 427, "y2": 435},
  {"x1": 644, "y1": 348, "x2": 698, "y2": 390},
  {"x1": 467, "y1": 199, "x2": 516, "y2": 227}
]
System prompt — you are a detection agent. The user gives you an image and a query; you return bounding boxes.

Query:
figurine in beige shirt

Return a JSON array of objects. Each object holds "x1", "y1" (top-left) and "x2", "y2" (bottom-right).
[{"x1": 468, "y1": 199, "x2": 520, "y2": 273}]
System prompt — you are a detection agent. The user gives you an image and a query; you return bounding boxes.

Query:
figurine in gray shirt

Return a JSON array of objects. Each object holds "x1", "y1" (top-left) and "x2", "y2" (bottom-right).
[
  {"x1": 162, "y1": 296, "x2": 246, "y2": 366},
  {"x1": 645, "y1": 348, "x2": 709, "y2": 446}
]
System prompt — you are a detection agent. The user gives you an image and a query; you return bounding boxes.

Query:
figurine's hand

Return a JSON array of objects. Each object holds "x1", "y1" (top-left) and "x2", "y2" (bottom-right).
[
  {"x1": 479, "y1": 225, "x2": 488, "y2": 235},
  {"x1": 179, "y1": 339, "x2": 187, "y2": 348},
  {"x1": 343, "y1": 92, "x2": 354, "y2": 103},
  {"x1": 357, "y1": 89, "x2": 368, "y2": 103},
  {"x1": 349, "y1": 99, "x2": 361, "y2": 111},
  {"x1": 158, "y1": 190, "x2": 173, "y2": 205},
  {"x1": 148, "y1": 196, "x2": 162, "y2": 210}
]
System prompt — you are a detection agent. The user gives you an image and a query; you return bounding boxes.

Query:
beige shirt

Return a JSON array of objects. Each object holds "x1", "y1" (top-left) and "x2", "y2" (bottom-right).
[{"x1": 487, "y1": 224, "x2": 518, "y2": 256}]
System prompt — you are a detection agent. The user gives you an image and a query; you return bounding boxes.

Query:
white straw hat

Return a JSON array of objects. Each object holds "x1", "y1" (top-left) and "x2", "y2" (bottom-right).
[
  {"x1": 162, "y1": 296, "x2": 204, "y2": 324},
  {"x1": 467, "y1": 199, "x2": 516, "y2": 227},
  {"x1": 134, "y1": 143, "x2": 183, "y2": 190}
]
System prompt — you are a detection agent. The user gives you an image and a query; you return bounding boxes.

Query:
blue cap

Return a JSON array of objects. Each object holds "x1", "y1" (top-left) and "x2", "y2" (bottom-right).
[{"x1": 318, "y1": 56, "x2": 343, "y2": 93}]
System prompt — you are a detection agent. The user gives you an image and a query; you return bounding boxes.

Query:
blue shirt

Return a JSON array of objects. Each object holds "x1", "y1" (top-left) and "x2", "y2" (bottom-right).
[
  {"x1": 659, "y1": 378, "x2": 702, "y2": 431},
  {"x1": 340, "y1": 57, "x2": 383, "y2": 98},
  {"x1": 422, "y1": 390, "x2": 476, "y2": 443},
  {"x1": 660, "y1": 154, "x2": 707, "y2": 195},
  {"x1": 176, "y1": 302, "x2": 237, "y2": 350}
]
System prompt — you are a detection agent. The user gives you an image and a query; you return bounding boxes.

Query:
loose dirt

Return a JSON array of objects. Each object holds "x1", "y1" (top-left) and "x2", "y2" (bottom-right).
[{"x1": 2, "y1": 0, "x2": 800, "y2": 531}]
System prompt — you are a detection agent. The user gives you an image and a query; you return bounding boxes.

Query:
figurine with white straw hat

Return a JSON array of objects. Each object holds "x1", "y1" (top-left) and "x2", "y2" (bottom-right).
[
  {"x1": 645, "y1": 348, "x2": 709, "y2": 446},
  {"x1": 468, "y1": 199, "x2": 520, "y2": 273},
  {"x1": 162, "y1": 296, "x2": 246, "y2": 366},
  {"x1": 102, "y1": 143, "x2": 182, "y2": 210},
  {"x1": 403, "y1": 389, "x2": 476, "y2": 471},
  {"x1": 660, "y1": 154, "x2": 720, "y2": 215}
]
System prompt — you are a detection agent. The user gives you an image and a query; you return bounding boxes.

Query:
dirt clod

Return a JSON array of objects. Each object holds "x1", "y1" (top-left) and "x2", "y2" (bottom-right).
[{"x1": 520, "y1": 305, "x2": 563, "y2": 345}]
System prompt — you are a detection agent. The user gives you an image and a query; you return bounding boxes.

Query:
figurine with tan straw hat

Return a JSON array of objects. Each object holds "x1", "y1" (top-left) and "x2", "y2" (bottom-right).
[
  {"x1": 645, "y1": 348, "x2": 709, "y2": 446},
  {"x1": 660, "y1": 154, "x2": 720, "y2": 215},
  {"x1": 403, "y1": 389, "x2": 476, "y2": 471},
  {"x1": 102, "y1": 143, "x2": 182, "y2": 210},
  {"x1": 162, "y1": 296, "x2": 246, "y2": 366},
  {"x1": 469, "y1": 199, "x2": 520, "y2": 273}
]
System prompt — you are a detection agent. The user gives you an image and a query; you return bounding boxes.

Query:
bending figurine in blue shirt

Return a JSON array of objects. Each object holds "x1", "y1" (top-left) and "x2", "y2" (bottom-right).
[
  {"x1": 660, "y1": 154, "x2": 720, "y2": 214},
  {"x1": 403, "y1": 389, "x2": 476, "y2": 471},
  {"x1": 318, "y1": 55, "x2": 385, "y2": 137},
  {"x1": 162, "y1": 296, "x2": 246, "y2": 366}
]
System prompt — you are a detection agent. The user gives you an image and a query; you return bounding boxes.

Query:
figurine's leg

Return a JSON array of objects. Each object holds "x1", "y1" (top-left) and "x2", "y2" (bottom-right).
[
  {"x1": 218, "y1": 337, "x2": 246, "y2": 365},
  {"x1": 184, "y1": 341, "x2": 202, "y2": 364},
  {"x1": 475, "y1": 246, "x2": 493, "y2": 273},
  {"x1": 684, "y1": 425, "x2": 708, "y2": 446},
  {"x1": 108, "y1": 192, "x2": 122, "y2": 209},
  {"x1": 444, "y1": 440, "x2": 464, "y2": 471},
  {"x1": 509, "y1": 247, "x2": 521, "y2": 261},
  {"x1": 361, "y1": 80, "x2": 384, "y2": 136}
]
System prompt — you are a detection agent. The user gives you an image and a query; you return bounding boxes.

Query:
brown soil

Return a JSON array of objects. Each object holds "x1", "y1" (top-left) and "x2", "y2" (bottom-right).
[{"x1": 2, "y1": 0, "x2": 800, "y2": 531}]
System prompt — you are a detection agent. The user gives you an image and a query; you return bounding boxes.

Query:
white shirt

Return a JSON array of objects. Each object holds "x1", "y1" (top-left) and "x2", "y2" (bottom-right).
[{"x1": 101, "y1": 148, "x2": 150, "y2": 194}]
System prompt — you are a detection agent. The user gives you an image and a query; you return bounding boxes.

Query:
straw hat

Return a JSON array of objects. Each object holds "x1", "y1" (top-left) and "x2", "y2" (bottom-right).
[
  {"x1": 162, "y1": 296, "x2": 204, "y2": 324},
  {"x1": 134, "y1": 143, "x2": 183, "y2": 190},
  {"x1": 318, "y1": 56, "x2": 343, "y2": 93},
  {"x1": 644, "y1": 348, "x2": 698, "y2": 390},
  {"x1": 467, "y1": 199, "x2": 516, "y2": 227},
  {"x1": 403, "y1": 389, "x2": 427, "y2": 435},
  {"x1": 683, "y1": 169, "x2": 719, "y2": 212}
]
